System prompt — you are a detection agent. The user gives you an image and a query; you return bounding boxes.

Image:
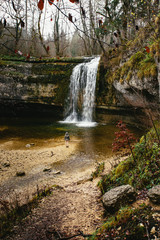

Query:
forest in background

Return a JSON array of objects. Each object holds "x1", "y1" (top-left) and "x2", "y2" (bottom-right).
[{"x1": 0, "y1": 0, "x2": 160, "y2": 59}]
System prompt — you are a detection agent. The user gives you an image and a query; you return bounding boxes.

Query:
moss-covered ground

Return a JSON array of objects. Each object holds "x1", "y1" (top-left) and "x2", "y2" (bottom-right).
[
  {"x1": 89, "y1": 123, "x2": 160, "y2": 240},
  {"x1": 88, "y1": 204, "x2": 159, "y2": 240}
]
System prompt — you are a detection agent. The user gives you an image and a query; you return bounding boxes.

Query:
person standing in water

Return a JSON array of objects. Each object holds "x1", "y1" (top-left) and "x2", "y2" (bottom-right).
[{"x1": 64, "y1": 132, "x2": 70, "y2": 148}]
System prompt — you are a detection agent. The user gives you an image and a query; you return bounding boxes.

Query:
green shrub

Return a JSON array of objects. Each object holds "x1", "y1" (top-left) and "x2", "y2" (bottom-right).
[
  {"x1": 88, "y1": 205, "x2": 159, "y2": 240},
  {"x1": 98, "y1": 125, "x2": 160, "y2": 192},
  {"x1": 91, "y1": 162, "x2": 105, "y2": 179}
]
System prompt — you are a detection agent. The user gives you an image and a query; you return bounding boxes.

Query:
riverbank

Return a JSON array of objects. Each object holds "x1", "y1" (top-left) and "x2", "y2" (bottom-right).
[
  {"x1": 0, "y1": 137, "x2": 124, "y2": 239},
  {"x1": 1, "y1": 133, "x2": 159, "y2": 240},
  {"x1": 0, "y1": 137, "x2": 79, "y2": 199}
]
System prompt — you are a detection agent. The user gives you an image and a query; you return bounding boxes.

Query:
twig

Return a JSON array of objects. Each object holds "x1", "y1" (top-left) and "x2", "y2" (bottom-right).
[
  {"x1": 51, "y1": 151, "x2": 54, "y2": 157},
  {"x1": 48, "y1": 229, "x2": 92, "y2": 240},
  {"x1": 144, "y1": 221, "x2": 150, "y2": 240},
  {"x1": 135, "y1": 216, "x2": 150, "y2": 240}
]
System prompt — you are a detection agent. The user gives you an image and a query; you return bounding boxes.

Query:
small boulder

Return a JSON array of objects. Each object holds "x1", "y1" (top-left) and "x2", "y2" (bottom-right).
[
  {"x1": 147, "y1": 185, "x2": 160, "y2": 204},
  {"x1": 53, "y1": 170, "x2": 61, "y2": 175},
  {"x1": 16, "y1": 171, "x2": 25, "y2": 177},
  {"x1": 2, "y1": 162, "x2": 10, "y2": 167},
  {"x1": 25, "y1": 143, "x2": 35, "y2": 148},
  {"x1": 30, "y1": 143, "x2": 35, "y2": 146},
  {"x1": 25, "y1": 144, "x2": 31, "y2": 148},
  {"x1": 102, "y1": 184, "x2": 136, "y2": 212},
  {"x1": 43, "y1": 168, "x2": 52, "y2": 172}
]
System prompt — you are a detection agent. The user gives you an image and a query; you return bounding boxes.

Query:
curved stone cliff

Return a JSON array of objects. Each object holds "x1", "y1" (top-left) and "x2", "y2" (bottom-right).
[
  {"x1": 0, "y1": 15, "x2": 159, "y2": 120},
  {"x1": 0, "y1": 58, "x2": 84, "y2": 117}
]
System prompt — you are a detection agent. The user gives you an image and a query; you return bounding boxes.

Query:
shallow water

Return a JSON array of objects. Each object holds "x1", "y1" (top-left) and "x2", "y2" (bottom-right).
[
  {"x1": 0, "y1": 116, "x2": 144, "y2": 167},
  {"x1": 0, "y1": 116, "x2": 146, "y2": 196}
]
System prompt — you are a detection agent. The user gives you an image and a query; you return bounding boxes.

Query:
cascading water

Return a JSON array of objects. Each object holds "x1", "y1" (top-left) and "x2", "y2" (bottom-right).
[{"x1": 64, "y1": 57, "x2": 100, "y2": 127}]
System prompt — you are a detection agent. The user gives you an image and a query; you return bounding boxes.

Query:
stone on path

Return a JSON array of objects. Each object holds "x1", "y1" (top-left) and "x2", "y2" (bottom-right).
[
  {"x1": 16, "y1": 171, "x2": 26, "y2": 177},
  {"x1": 102, "y1": 184, "x2": 136, "y2": 212},
  {"x1": 2, "y1": 162, "x2": 10, "y2": 167},
  {"x1": 147, "y1": 185, "x2": 160, "y2": 204}
]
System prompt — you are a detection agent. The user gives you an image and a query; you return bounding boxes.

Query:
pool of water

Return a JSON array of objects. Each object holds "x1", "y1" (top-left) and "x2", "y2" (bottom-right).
[
  {"x1": 0, "y1": 116, "x2": 146, "y2": 183},
  {"x1": 0, "y1": 116, "x2": 144, "y2": 155}
]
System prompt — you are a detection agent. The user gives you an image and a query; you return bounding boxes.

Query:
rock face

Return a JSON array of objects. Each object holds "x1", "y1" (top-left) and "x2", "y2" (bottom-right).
[
  {"x1": 0, "y1": 53, "x2": 159, "y2": 118},
  {"x1": 0, "y1": 58, "x2": 85, "y2": 116},
  {"x1": 96, "y1": 59, "x2": 159, "y2": 112},
  {"x1": 102, "y1": 185, "x2": 136, "y2": 212},
  {"x1": 113, "y1": 75, "x2": 159, "y2": 108},
  {"x1": 96, "y1": 17, "x2": 160, "y2": 119},
  {"x1": 0, "y1": 61, "x2": 77, "y2": 105},
  {"x1": 147, "y1": 185, "x2": 160, "y2": 204}
]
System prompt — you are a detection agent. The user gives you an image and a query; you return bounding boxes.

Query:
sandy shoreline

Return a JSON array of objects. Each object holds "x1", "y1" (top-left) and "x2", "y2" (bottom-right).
[
  {"x1": 0, "y1": 136, "x2": 118, "y2": 201},
  {"x1": 0, "y1": 141, "x2": 77, "y2": 181},
  {"x1": 0, "y1": 137, "x2": 128, "y2": 239},
  {"x1": 0, "y1": 139, "x2": 80, "y2": 198}
]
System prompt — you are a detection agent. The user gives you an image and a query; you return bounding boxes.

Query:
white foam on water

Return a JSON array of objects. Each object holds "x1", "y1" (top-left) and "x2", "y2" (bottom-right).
[
  {"x1": 59, "y1": 120, "x2": 98, "y2": 128},
  {"x1": 76, "y1": 121, "x2": 98, "y2": 128}
]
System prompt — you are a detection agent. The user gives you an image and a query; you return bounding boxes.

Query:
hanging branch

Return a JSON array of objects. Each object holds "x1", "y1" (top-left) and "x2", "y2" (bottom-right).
[
  {"x1": 47, "y1": 0, "x2": 113, "y2": 49},
  {"x1": 89, "y1": 0, "x2": 107, "y2": 56}
]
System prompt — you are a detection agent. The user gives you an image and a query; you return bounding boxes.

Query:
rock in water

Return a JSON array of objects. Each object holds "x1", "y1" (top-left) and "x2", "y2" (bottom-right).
[{"x1": 25, "y1": 144, "x2": 31, "y2": 148}]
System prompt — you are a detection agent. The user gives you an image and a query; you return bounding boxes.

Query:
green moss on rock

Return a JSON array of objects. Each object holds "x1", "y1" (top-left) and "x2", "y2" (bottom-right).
[
  {"x1": 96, "y1": 59, "x2": 117, "y2": 106},
  {"x1": 0, "y1": 59, "x2": 81, "y2": 106}
]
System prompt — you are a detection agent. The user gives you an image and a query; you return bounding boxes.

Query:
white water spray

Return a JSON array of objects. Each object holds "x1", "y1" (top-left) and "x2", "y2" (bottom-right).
[{"x1": 64, "y1": 57, "x2": 100, "y2": 127}]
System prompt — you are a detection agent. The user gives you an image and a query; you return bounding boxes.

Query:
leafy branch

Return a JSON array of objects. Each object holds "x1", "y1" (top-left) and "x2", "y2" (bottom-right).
[{"x1": 112, "y1": 120, "x2": 136, "y2": 162}]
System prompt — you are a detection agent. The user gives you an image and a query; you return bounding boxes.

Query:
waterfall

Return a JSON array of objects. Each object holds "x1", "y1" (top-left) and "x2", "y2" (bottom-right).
[{"x1": 64, "y1": 57, "x2": 100, "y2": 126}]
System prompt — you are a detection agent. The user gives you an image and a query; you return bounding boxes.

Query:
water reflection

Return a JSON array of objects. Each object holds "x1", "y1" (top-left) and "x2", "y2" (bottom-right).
[
  {"x1": 0, "y1": 117, "x2": 144, "y2": 159},
  {"x1": 0, "y1": 116, "x2": 146, "y2": 199}
]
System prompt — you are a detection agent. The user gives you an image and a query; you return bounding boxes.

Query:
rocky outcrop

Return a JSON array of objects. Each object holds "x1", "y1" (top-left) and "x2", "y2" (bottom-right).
[
  {"x1": 0, "y1": 59, "x2": 83, "y2": 106},
  {"x1": 147, "y1": 185, "x2": 160, "y2": 204},
  {"x1": 96, "y1": 16, "x2": 160, "y2": 119},
  {"x1": 113, "y1": 75, "x2": 159, "y2": 108},
  {"x1": 102, "y1": 184, "x2": 136, "y2": 212},
  {"x1": 0, "y1": 58, "x2": 85, "y2": 116},
  {"x1": 96, "y1": 54, "x2": 159, "y2": 113}
]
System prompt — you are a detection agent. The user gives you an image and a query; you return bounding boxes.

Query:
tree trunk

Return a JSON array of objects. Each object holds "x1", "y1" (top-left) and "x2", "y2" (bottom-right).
[
  {"x1": 79, "y1": 1, "x2": 92, "y2": 55},
  {"x1": 89, "y1": 0, "x2": 106, "y2": 56},
  {"x1": 38, "y1": 13, "x2": 49, "y2": 55}
]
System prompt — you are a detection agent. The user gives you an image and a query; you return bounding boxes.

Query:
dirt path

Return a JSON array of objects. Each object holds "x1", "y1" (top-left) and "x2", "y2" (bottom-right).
[
  {"x1": 1, "y1": 139, "x2": 159, "y2": 240},
  {"x1": 5, "y1": 177, "x2": 104, "y2": 240},
  {"x1": 0, "y1": 139, "x2": 111, "y2": 239}
]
